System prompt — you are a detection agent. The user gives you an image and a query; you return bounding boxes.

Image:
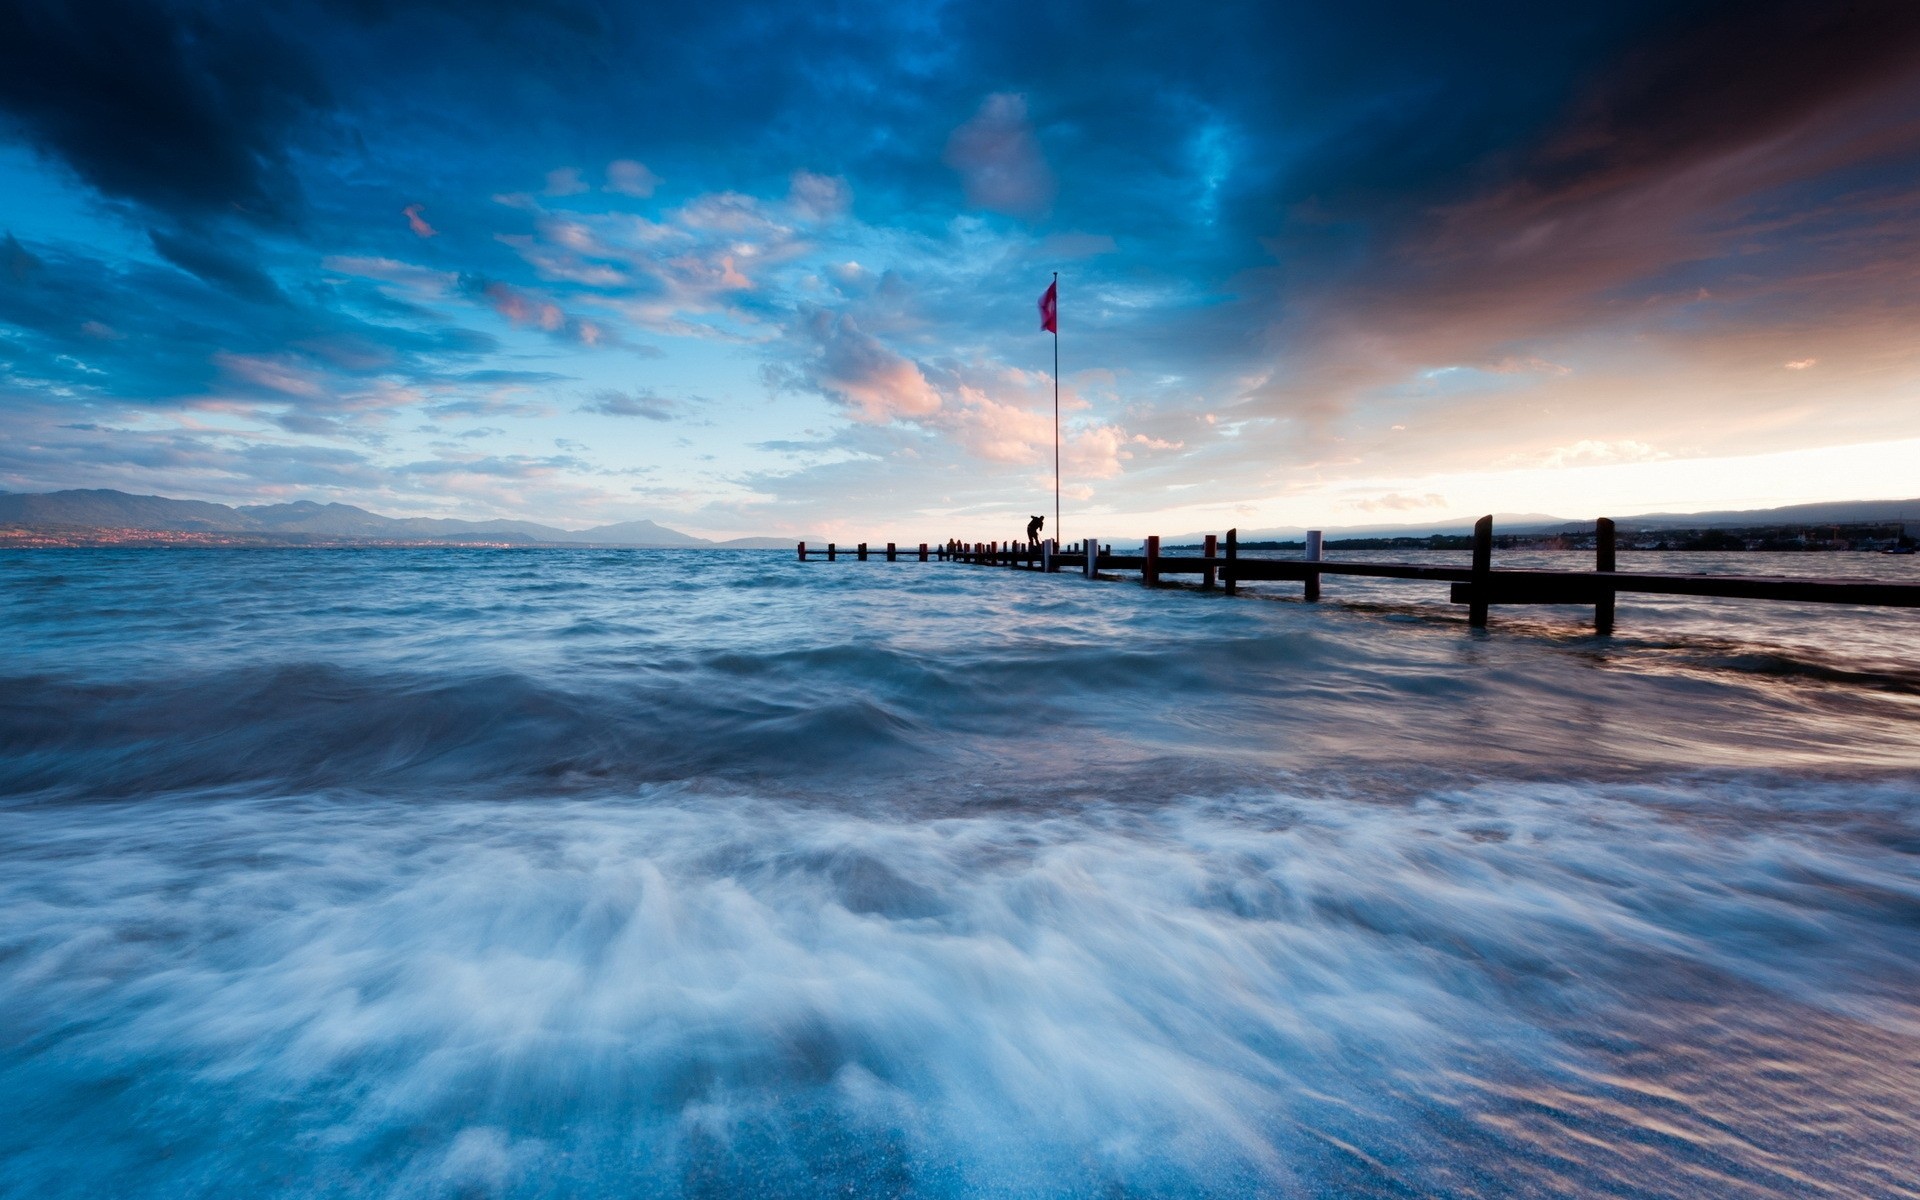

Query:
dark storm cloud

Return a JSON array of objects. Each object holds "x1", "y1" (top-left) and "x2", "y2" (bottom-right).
[
  {"x1": 148, "y1": 229, "x2": 288, "y2": 305},
  {"x1": 0, "y1": 0, "x2": 328, "y2": 226}
]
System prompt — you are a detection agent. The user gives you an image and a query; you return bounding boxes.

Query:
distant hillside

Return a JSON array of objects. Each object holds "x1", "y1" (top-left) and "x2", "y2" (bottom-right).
[{"x1": 0, "y1": 489, "x2": 806, "y2": 548}]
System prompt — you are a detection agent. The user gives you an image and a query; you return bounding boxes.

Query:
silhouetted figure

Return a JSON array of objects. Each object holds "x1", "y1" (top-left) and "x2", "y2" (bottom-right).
[{"x1": 1027, "y1": 515, "x2": 1044, "y2": 547}]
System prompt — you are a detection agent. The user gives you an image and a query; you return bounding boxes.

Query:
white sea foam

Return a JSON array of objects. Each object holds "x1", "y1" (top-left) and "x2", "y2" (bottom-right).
[{"x1": 2, "y1": 779, "x2": 1915, "y2": 1197}]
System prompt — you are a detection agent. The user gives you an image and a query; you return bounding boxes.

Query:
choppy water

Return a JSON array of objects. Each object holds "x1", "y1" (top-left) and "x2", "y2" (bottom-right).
[{"x1": 2, "y1": 548, "x2": 1917, "y2": 1198}]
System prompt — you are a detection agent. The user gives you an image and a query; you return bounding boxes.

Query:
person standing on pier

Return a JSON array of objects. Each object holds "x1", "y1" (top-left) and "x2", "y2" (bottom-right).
[{"x1": 1027, "y1": 515, "x2": 1044, "y2": 547}]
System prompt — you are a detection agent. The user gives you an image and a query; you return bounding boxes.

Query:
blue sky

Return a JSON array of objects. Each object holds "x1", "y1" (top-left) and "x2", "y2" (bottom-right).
[{"x1": 4, "y1": 0, "x2": 1920, "y2": 540}]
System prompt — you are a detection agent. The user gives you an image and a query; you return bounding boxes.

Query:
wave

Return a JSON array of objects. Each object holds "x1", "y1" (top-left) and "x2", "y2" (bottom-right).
[{"x1": 0, "y1": 780, "x2": 1914, "y2": 1198}]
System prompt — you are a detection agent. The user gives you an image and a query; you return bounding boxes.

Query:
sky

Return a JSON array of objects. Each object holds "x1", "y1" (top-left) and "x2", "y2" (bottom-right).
[{"x1": 3, "y1": 0, "x2": 1920, "y2": 541}]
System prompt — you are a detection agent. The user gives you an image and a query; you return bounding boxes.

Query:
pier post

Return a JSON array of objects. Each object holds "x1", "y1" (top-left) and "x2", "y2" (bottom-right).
[
  {"x1": 1595, "y1": 518, "x2": 1616, "y2": 636},
  {"x1": 887, "y1": 542, "x2": 897, "y2": 561},
  {"x1": 858, "y1": 542, "x2": 868, "y2": 561},
  {"x1": 797, "y1": 542, "x2": 807, "y2": 561},
  {"x1": 1203, "y1": 534, "x2": 1217, "y2": 588},
  {"x1": 828, "y1": 542, "x2": 837, "y2": 562},
  {"x1": 1144, "y1": 535, "x2": 1160, "y2": 587},
  {"x1": 1085, "y1": 536, "x2": 1100, "y2": 579},
  {"x1": 1224, "y1": 528, "x2": 1238, "y2": 596},
  {"x1": 1304, "y1": 530, "x2": 1323, "y2": 601},
  {"x1": 919, "y1": 543, "x2": 928, "y2": 562},
  {"x1": 1042, "y1": 538, "x2": 1054, "y2": 573},
  {"x1": 1469, "y1": 515, "x2": 1492, "y2": 628}
]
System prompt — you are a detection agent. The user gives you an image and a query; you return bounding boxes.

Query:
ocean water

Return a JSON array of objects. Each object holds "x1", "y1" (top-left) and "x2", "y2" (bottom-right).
[{"x1": 2, "y1": 547, "x2": 1917, "y2": 1199}]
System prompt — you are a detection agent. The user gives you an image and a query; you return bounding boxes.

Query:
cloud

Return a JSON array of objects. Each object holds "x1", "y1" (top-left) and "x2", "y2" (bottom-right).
[
  {"x1": 579, "y1": 389, "x2": 677, "y2": 420},
  {"x1": 1355, "y1": 491, "x2": 1447, "y2": 512},
  {"x1": 1536, "y1": 440, "x2": 1668, "y2": 469},
  {"x1": 2, "y1": 233, "x2": 42, "y2": 281},
  {"x1": 1784, "y1": 358, "x2": 1817, "y2": 370},
  {"x1": 214, "y1": 352, "x2": 329, "y2": 400},
  {"x1": 148, "y1": 228, "x2": 285, "y2": 304},
  {"x1": 788, "y1": 170, "x2": 852, "y2": 221},
  {"x1": 604, "y1": 159, "x2": 659, "y2": 197},
  {"x1": 0, "y1": 0, "x2": 324, "y2": 225},
  {"x1": 544, "y1": 167, "x2": 589, "y2": 196},
  {"x1": 793, "y1": 308, "x2": 940, "y2": 424},
  {"x1": 402, "y1": 204, "x2": 438, "y2": 238},
  {"x1": 456, "y1": 274, "x2": 608, "y2": 345},
  {"x1": 323, "y1": 255, "x2": 455, "y2": 293},
  {"x1": 942, "y1": 385, "x2": 1051, "y2": 463},
  {"x1": 944, "y1": 93, "x2": 1055, "y2": 218}
]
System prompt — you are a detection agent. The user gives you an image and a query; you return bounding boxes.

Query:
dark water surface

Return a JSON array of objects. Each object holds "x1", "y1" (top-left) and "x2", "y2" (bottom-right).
[{"x1": 2, "y1": 548, "x2": 1916, "y2": 1198}]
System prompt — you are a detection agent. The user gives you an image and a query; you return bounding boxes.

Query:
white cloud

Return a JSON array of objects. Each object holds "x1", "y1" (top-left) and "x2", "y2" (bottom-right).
[
  {"x1": 604, "y1": 160, "x2": 660, "y2": 198},
  {"x1": 544, "y1": 167, "x2": 590, "y2": 196},
  {"x1": 788, "y1": 170, "x2": 852, "y2": 221}
]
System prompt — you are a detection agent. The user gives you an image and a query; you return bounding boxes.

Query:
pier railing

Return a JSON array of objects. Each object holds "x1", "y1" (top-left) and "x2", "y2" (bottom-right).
[{"x1": 801, "y1": 518, "x2": 1920, "y2": 633}]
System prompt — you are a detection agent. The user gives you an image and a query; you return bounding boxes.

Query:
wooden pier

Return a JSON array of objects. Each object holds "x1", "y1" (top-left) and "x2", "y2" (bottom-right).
[{"x1": 800, "y1": 517, "x2": 1920, "y2": 633}]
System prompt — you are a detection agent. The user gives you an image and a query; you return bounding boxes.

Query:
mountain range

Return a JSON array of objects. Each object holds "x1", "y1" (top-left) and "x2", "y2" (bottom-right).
[
  {"x1": 8, "y1": 488, "x2": 1917, "y2": 550},
  {"x1": 0, "y1": 489, "x2": 807, "y2": 548}
]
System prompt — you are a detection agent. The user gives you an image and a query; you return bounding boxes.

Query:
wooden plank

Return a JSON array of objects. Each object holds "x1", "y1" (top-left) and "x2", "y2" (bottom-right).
[
  {"x1": 1225, "y1": 527, "x2": 1238, "y2": 596},
  {"x1": 1484, "y1": 569, "x2": 1920, "y2": 606},
  {"x1": 1203, "y1": 534, "x2": 1216, "y2": 589}
]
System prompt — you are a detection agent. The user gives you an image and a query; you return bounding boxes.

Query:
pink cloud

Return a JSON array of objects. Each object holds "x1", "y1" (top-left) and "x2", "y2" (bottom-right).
[
  {"x1": 401, "y1": 204, "x2": 437, "y2": 238},
  {"x1": 482, "y1": 281, "x2": 565, "y2": 331},
  {"x1": 801, "y1": 309, "x2": 940, "y2": 424},
  {"x1": 214, "y1": 352, "x2": 328, "y2": 399}
]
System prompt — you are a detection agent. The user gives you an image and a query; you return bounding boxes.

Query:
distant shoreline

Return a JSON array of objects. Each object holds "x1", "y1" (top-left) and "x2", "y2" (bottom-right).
[{"x1": 0, "y1": 528, "x2": 788, "y2": 550}]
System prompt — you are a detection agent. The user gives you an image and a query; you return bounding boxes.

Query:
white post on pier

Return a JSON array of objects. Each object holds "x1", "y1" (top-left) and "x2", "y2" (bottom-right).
[
  {"x1": 1084, "y1": 536, "x2": 1100, "y2": 579},
  {"x1": 1042, "y1": 538, "x2": 1055, "y2": 573},
  {"x1": 1304, "y1": 529, "x2": 1323, "y2": 602}
]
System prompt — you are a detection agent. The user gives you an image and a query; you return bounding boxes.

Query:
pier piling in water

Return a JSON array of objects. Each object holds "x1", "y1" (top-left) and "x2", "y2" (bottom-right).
[
  {"x1": 1468, "y1": 516, "x2": 1493, "y2": 628},
  {"x1": 1595, "y1": 518, "x2": 1616, "y2": 636},
  {"x1": 1304, "y1": 530, "x2": 1323, "y2": 602},
  {"x1": 1143, "y1": 535, "x2": 1160, "y2": 587}
]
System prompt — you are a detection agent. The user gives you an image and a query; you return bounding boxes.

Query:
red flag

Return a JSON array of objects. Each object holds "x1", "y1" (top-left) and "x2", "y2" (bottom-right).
[{"x1": 1038, "y1": 280, "x2": 1057, "y2": 333}]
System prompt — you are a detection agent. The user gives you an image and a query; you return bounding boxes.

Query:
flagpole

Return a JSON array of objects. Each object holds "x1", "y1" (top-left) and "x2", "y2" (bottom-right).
[{"x1": 1052, "y1": 271, "x2": 1060, "y2": 547}]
